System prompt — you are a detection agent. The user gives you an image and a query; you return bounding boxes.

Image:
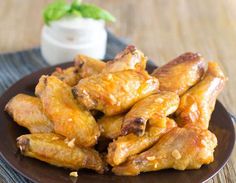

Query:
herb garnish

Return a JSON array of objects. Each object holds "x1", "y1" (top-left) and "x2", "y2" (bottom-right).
[{"x1": 43, "y1": 0, "x2": 115, "y2": 25}]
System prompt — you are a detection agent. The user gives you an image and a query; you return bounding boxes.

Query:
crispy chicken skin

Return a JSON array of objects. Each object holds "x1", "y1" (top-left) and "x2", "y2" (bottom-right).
[
  {"x1": 74, "y1": 45, "x2": 146, "y2": 78},
  {"x1": 152, "y1": 52, "x2": 206, "y2": 95},
  {"x1": 175, "y1": 62, "x2": 226, "y2": 129},
  {"x1": 121, "y1": 91, "x2": 179, "y2": 136},
  {"x1": 52, "y1": 67, "x2": 80, "y2": 86},
  {"x1": 98, "y1": 114, "x2": 124, "y2": 139},
  {"x1": 5, "y1": 94, "x2": 53, "y2": 133},
  {"x1": 53, "y1": 56, "x2": 105, "y2": 85},
  {"x1": 103, "y1": 45, "x2": 147, "y2": 73},
  {"x1": 72, "y1": 70, "x2": 159, "y2": 116},
  {"x1": 74, "y1": 54, "x2": 105, "y2": 78},
  {"x1": 35, "y1": 75, "x2": 100, "y2": 147},
  {"x1": 17, "y1": 133, "x2": 104, "y2": 174},
  {"x1": 5, "y1": 48, "x2": 225, "y2": 176},
  {"x1": 107, "y1": 118, "x2": 177, "y2": 166},
  {"x1": 113, "y1": 125, "x2": 217, "y2": 176}
]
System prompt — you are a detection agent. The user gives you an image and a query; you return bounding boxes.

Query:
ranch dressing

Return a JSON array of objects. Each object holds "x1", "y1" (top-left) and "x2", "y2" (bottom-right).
[{"x1": 41, "y1": 16, "x2": 107, "y2": 65}]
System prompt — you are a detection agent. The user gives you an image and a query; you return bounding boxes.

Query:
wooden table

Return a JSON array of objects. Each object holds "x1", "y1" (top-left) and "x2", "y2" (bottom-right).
[{"x1": 0, "y1": 0, "x2": 235, "y2": 182}]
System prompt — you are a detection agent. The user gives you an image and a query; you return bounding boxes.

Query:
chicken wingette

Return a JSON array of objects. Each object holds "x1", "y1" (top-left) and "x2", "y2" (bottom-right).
[
  {"x1": 5, "y1": 94, "x2": 53, "y2": 133},
  {"x1": 98, "y1": 114, "x2": 124, "y2": 139},
  {"x1": 175, "y1": 62, "x2": 226, "y2": 129},
  {"x1": 72, "y1": 70, "x2": 159, "y2": 116},
  {"x1": 74, "y1": 45, "x2": 147, "y2": 78},
  {"x1": 103, "y1": 45, "x2": 147, "y2": 73},
  {"x1": 113, "y1": 125, "x2": 217, "y2": 176},
  {"x1": 121, "y1": 91, "x2": 179, "y2": 136},
  {"x1": 35, "y1": 75, "x2": 100, "y2": 147},
  {"x1": 152, "y1": 52, "x2": 206, "y2": 95},
  {"x1": 107, "y1": 118, "x2": 177, "y2": 166},
  {"x1": 17, "y1": 133, "x2": 104, "y2": 174}
]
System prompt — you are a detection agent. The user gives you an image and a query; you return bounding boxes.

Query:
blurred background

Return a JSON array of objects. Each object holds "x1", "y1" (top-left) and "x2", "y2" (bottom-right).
[
  {"x1": 0, "y1": 0, "x2": 236, "y2": 115},
  {"x1": 0, "y1": 1, "x2": 235, "y2": 182}
]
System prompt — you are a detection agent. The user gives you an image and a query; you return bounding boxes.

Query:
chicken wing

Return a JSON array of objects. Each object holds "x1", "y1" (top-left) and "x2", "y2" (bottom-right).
[
  {"x1": 98, "y1": 114, "x2": 124, "y2": 139},
  {"x1": 17, "y1": 133, "x2": 104, "y2": 174},
  {"x1": 74, "y1": 54, "x2": 105, "y2": 78},
  {"x1": 113, "y1": 125, "x2": 217, "y2": 176},
  {"x1": 52, "y1": 55, "x2": 105, "y2": 85},
  {"x1": 103, "y1": 45, "x2": 147, "y2": 73},
  {"x1": 5, "y1": 94, "x2": 53, "y2": 133},
  {"x1": 175, "y1": 62, "x2": 226, "y2": 129},
  {"x1": 152, "y1": 52, "x2": 206, "y2": 95},
  {"x1": 107, "y1": 118, "x2": 177, "y2": 166},
  {"x1": 121, "y1": 91, "x2": 179, "y2": 136},
  {"x1": 35, "y1": 75, "x2": 100, "y2": 147},
  {"x1": 72, "y1": 70, "x2": 159, "y2": 116},
  {"x1": 52, "y1": 67, "x2": 80, "y2": 86}
]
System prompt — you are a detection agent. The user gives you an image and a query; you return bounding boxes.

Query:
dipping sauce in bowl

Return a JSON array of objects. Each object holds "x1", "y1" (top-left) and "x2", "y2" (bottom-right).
[{"x1": 41, "y1": 16, "x2": 107, "y2": 65}]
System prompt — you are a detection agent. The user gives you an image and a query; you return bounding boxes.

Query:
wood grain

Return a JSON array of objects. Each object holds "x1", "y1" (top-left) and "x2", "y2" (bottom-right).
[{"x1": 0, "y1": 0, "x2": 235, "y2": 182}]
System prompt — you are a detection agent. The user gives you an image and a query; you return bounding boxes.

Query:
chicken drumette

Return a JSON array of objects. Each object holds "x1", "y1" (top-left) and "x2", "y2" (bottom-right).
[
  {"x1": 176, "y1": 62, "x2": 226, "y2": 129},
  {"x1": 113, "y1": 125, "x2": 217, "y2": 176},
  {"x1": 121, "y1": 91, "x2": 179, "y2": 136},
  {"x1": 152, "y1": 52, "x2": 206, "y2": 95},
  {"x1": 107, "y1": 118, "x2": 177, "y2": 166}
]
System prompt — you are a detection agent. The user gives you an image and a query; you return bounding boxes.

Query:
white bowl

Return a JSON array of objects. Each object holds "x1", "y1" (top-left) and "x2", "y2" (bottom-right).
[{"x1": 41, "y1": 17, "x2": 107, "y2": 65}]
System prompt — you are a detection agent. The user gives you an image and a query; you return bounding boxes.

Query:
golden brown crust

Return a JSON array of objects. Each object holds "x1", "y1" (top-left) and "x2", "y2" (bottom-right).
[
  {"x1": 74, "y1": 45, "x2": 147, "y2": 79},
  {"x1": 175, "y1": 62, "x2": 227, "y2": 129},
  {"x1": 112, "y1": 126, "x2": 217, "y2": 176},
  {"x1": 4, "y1": 48, "x2": 225, "y2": 176},
  {"x1": 52, "y1": 67, "x2": 80, "y2": 86},
  {"x1": 74, "y1": 54, "x2": 105, "y2": 78},
  {"x1": 5, "y1": 94, "x2": 53, "y2": 133},
  {"x1": 72, "y1": 70, "x2": 159, "y2": 116},
  {"x1": 152, "y1": 52, "x2": 206, "y2": 95},
  {"x1": 103, "y1": 45, "x2": 147, "y2": 73},
  {"x1": 17, "y1": 133, "x2": 104, "y2": 173},
  {"x1": 106, "y1": 118, "x2": 177, "y2": 166},
  {"x1": 121, "y1": 91, "x2": 179, "y2": 136},
  {"x1": 35, "y1": 75, "x2": 100, "y2": 147}
]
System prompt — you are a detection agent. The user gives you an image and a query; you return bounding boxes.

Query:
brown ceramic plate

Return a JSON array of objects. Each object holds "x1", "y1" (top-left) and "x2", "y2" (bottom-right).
[{"x1": 0, "y1": 62, "x2": 235, "y2": 183}]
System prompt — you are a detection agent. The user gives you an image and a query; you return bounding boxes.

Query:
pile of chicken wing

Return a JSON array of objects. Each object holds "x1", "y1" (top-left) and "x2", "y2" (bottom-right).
[{"x1": 5, "y1": 45, "x2": 226, "y2": 176}]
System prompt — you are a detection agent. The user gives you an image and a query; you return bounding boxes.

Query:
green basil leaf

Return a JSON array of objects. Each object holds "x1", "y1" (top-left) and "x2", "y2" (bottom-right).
[
  {"x1": 43, "y1": 0, "x2": 71, "y2": 25},
  {"x1": 70, "y1": 9, "x2": 82, "y2": 17},
  {"x1": 71, "y1": 0, "x2": 82, "y2": 9},
  {"x1": 43, "y1": 0, "x2": 116, "y2": 25},
  {"x1": 76, "y1": 3, "x2": 116, "y2": 22}
]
